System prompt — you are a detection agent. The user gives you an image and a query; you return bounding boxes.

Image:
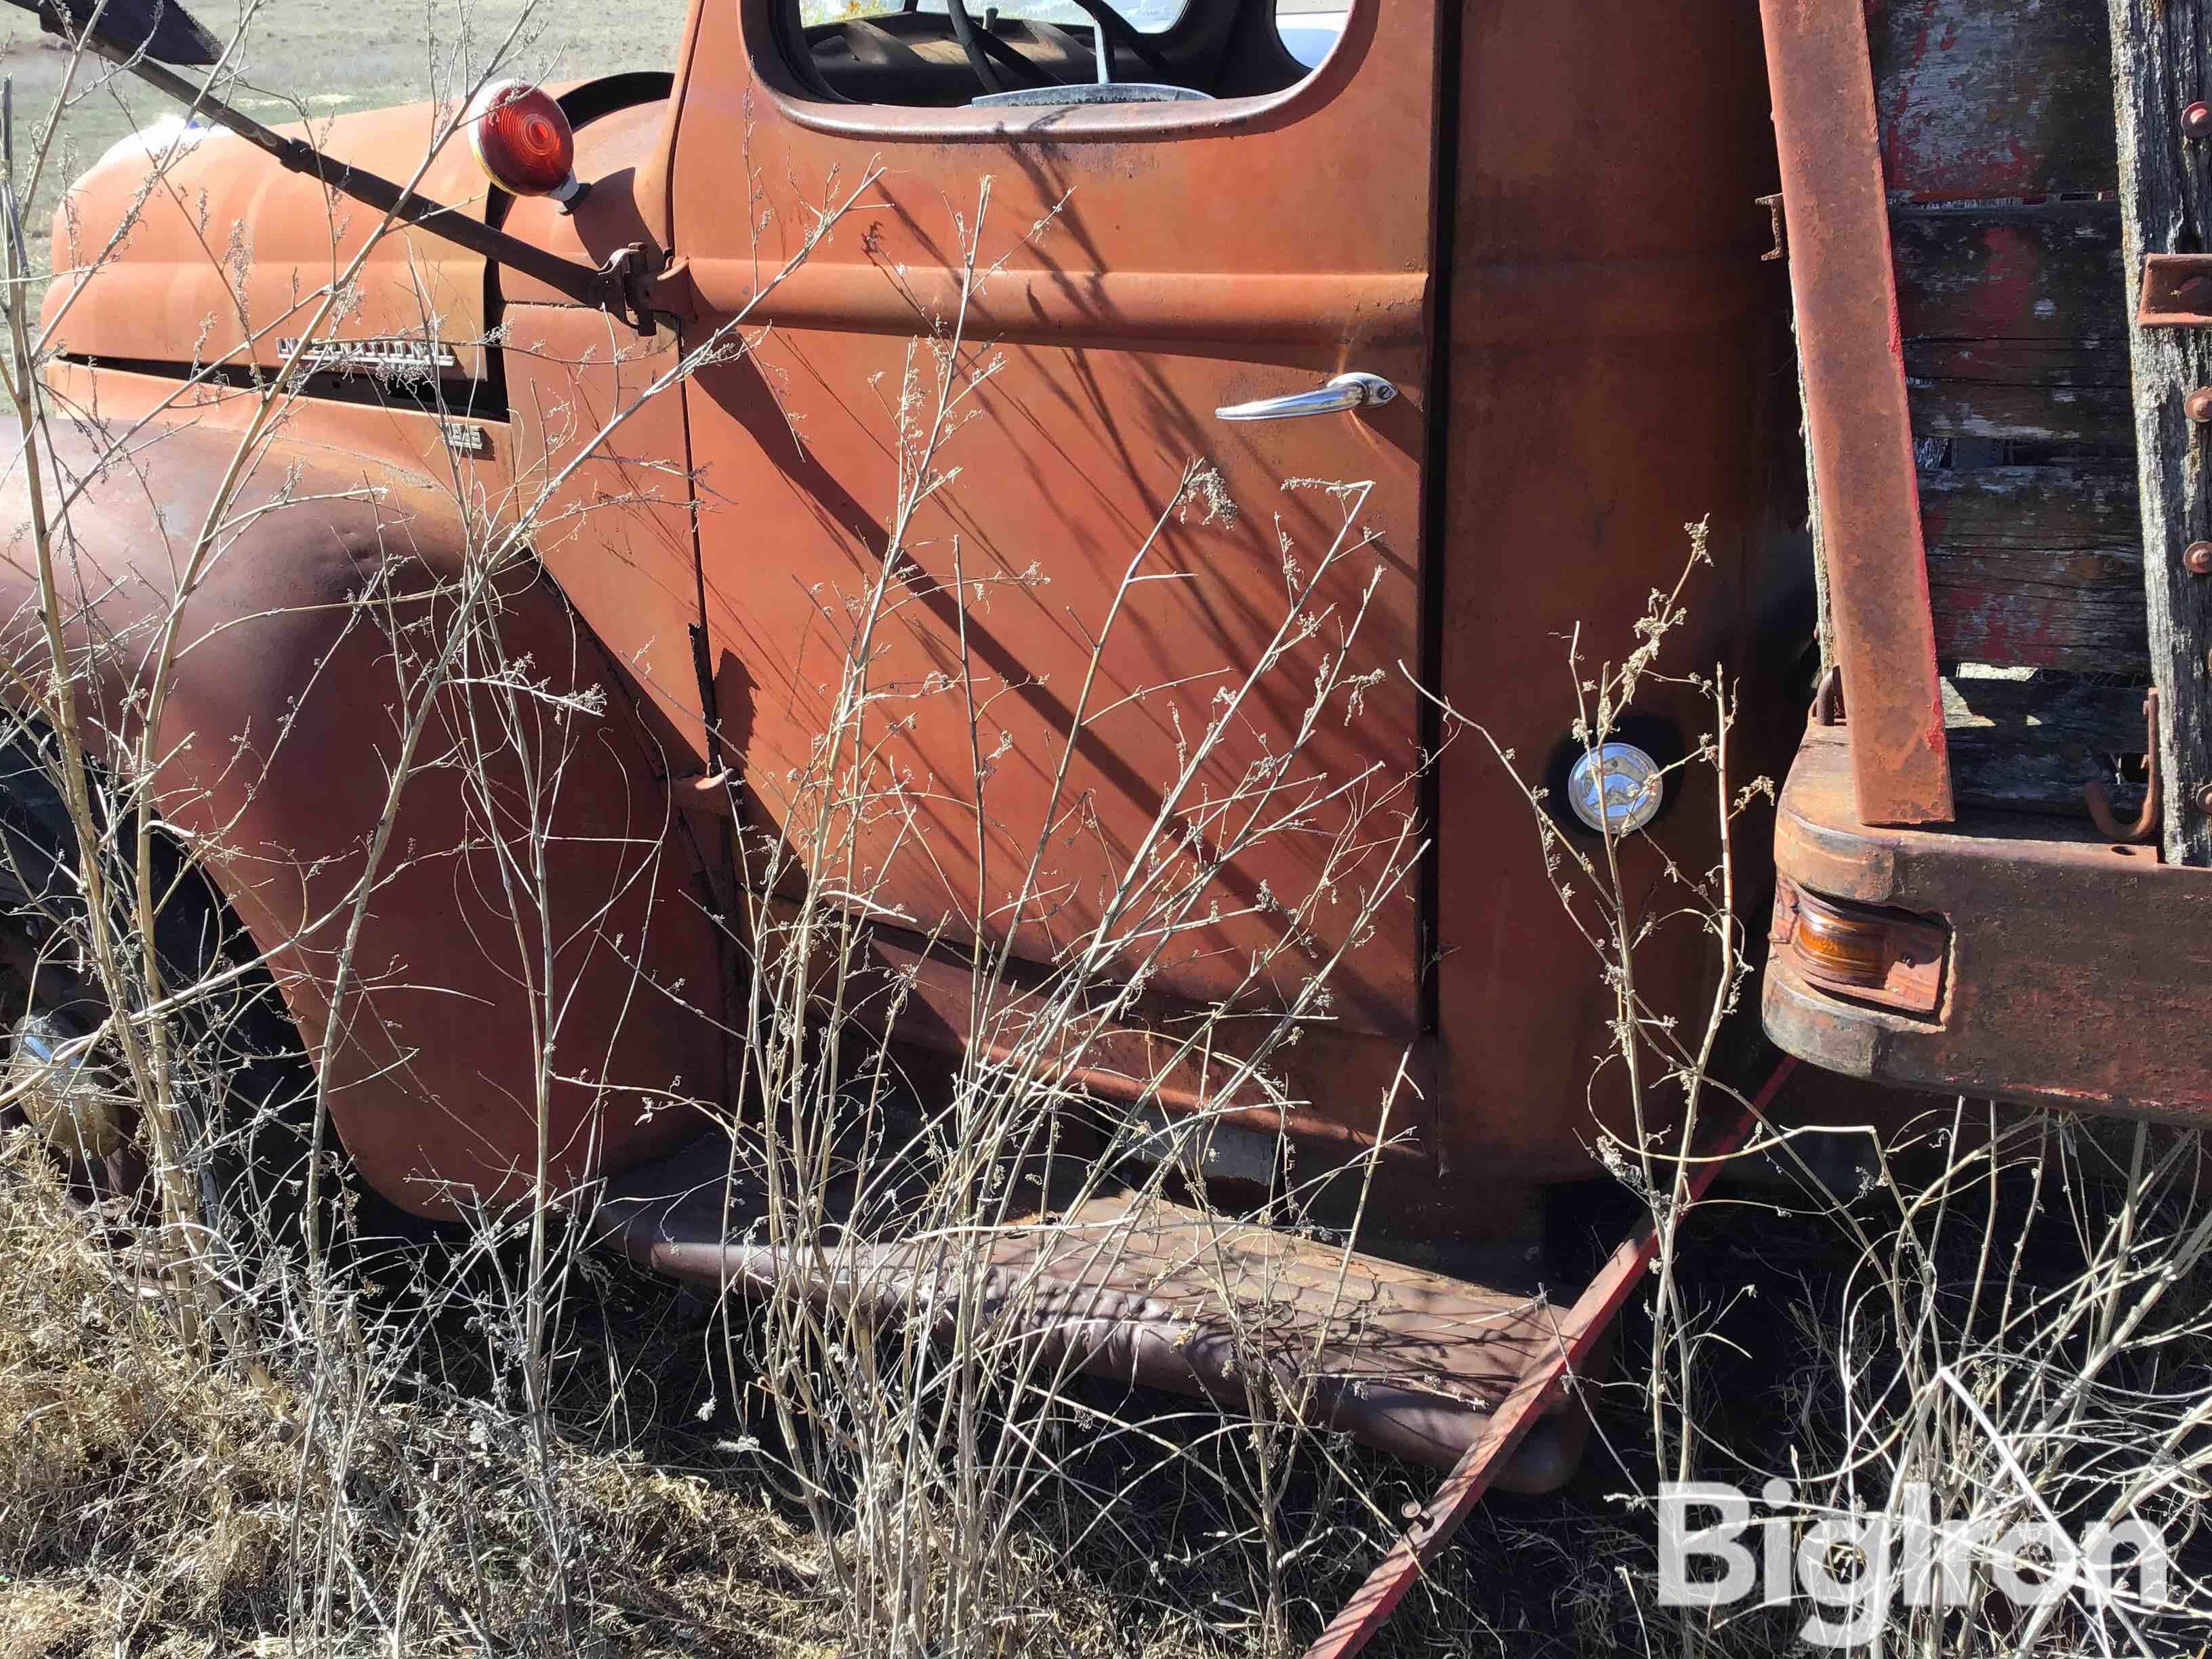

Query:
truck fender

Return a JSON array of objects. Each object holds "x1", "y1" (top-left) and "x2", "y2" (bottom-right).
[{"x1": 0, "y1": 413, "x2": 726, "y2": 1218}]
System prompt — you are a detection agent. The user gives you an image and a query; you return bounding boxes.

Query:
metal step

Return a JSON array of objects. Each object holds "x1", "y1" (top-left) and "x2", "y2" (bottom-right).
[{"x1": 590, "y1": 1136, "x2": 1581, "y2": 1485}]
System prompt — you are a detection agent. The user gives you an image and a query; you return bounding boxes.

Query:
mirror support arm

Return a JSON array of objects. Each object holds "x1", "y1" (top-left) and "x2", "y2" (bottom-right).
[{"x1": 89, "y1": 42, "x2": 666, "y2": 332}]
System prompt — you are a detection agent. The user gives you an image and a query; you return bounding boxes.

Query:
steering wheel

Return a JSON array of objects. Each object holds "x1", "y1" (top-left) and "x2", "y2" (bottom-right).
[
  {"x1": 1062, "y1": 0, "x2": 1176, "y2": 81},
  {"x1": 947, "y1": 0, "x2": 1176, "y2": 97},
  {"x1": 945, "y1": 0, "x2": 1054, "y2": 94}
]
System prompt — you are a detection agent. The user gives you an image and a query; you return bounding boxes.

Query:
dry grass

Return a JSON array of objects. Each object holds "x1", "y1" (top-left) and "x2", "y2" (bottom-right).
[{"x1": 0, "y1": 1128, "x2": 1244, "y2": 1657}]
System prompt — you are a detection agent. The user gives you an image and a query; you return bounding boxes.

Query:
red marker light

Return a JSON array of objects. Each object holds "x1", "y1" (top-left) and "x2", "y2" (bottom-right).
[{"x1": 466, "y1": 81, "x2": 580, "y2": 203}]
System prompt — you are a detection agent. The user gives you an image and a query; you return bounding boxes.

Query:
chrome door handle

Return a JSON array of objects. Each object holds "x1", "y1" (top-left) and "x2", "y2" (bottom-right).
[{"x1": 1214, "y1": 371, "x2": 1397, "y2": 422}]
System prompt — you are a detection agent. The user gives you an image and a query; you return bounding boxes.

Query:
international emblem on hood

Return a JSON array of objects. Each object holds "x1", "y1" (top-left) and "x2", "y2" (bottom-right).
[{"x1": 278, "y1": 336, "x2": 459, "y2": 377}]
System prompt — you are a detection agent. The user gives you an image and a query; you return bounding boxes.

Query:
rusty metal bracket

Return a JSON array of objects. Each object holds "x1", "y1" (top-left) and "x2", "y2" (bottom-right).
[
  {"x1": 2137, "y1": 255, "x2": 2212, "y2": 328},
  {"x1": 2084, "y1": 689, "x2": 2165, "y2": 845},
  {"x1": 1812, "y1": 665, "x2": 1845, "y2": 727},
  {"x1": 1756, "y1": 192, "x2": 1786, "y2": 262},
  {"x1": 588, "y1": 245, "x2": 670, "y2": 336}
]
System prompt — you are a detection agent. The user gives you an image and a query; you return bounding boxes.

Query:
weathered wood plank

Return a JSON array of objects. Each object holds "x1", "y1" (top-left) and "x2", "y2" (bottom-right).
[
  {"x1": 1943, "y1": 672, "x2": 2150, "y2": 815},
  {"x1": 2107, "y1": 0, "x2": 2212, "y2": 863},
  {"x1": 1919, "y1": 464, "x2": 2148, "y2": 674},
  {"x1": 1893, "y1": 203, "x2": 2123, "y2": 344},
  {"x1": 1906, "y1": 340, "x2": 2133, "y2": 449},
  {"x1": 1868, "y1": 0, "x2": 2116, "y2": 200},
  {"x1": 1893, "y1": 203, "x2": 2130, "y2": 448}
]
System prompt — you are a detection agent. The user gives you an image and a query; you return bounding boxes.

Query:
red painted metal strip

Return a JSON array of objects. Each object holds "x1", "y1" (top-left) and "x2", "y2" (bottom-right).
[
  {"x1": 1757, "y1": 0, "x2": 1954, "y2": 827},
  {"x1": 1299, "y1": 1059, "x2": 1797, "y2": 1659}
]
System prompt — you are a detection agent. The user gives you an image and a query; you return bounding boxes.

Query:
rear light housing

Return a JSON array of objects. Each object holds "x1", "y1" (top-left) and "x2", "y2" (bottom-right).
[
  {"x1": 466, "y1": 80, "x2": 581, "y2": 204},
  {"x1": 1771, "y1": 878, "x2": 1948, "y2": 1016}
]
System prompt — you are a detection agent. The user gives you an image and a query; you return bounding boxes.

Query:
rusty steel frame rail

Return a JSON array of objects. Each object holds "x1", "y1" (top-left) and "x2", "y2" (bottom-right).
[
  {"x1": 1299, "y1": 1059, "x2": 1795, "y2": 1659},
  {"x1": 1757, "y1": 0, "x2": 1953, "y2": 827}
]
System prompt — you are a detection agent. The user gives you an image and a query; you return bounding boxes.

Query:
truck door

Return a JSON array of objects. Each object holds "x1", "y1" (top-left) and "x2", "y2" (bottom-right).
[{"x1": 671, "y1": 1, "x2": 1439, "y2": 1109}]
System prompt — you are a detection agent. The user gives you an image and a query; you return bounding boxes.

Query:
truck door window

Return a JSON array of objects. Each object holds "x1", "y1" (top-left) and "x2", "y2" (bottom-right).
[{"x1": 775, "y1": 0, "x2": 1328, "y2": 106}]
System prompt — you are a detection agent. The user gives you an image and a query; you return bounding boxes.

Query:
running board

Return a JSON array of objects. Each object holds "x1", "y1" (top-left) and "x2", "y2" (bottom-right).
[{"x1": 590, "y1": 1139, "x2": 1584, "y2": 1489}]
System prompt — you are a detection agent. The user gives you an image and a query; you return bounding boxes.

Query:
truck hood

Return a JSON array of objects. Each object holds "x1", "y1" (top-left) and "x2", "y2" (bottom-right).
[{"x1": 42, "y1": 102, "x2": 494, "y2": 384}]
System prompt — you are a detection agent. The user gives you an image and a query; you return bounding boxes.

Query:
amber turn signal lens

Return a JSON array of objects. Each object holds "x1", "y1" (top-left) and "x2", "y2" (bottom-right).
[
  {"x1": 1791, "y1": 897, "x2": 1893, "y2": 987},
  {"x1": 1772, "y1": 880, "x2": 1948, "y2": 1017},
  {"x1": 466, "y1": 81, "x2": 577, "y2": 200}
]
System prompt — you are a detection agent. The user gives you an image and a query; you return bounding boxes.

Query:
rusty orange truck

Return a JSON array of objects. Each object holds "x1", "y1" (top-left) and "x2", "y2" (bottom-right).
[{"x1": 0, "y1": 0, "x2": 2194, "y2": 1511}]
